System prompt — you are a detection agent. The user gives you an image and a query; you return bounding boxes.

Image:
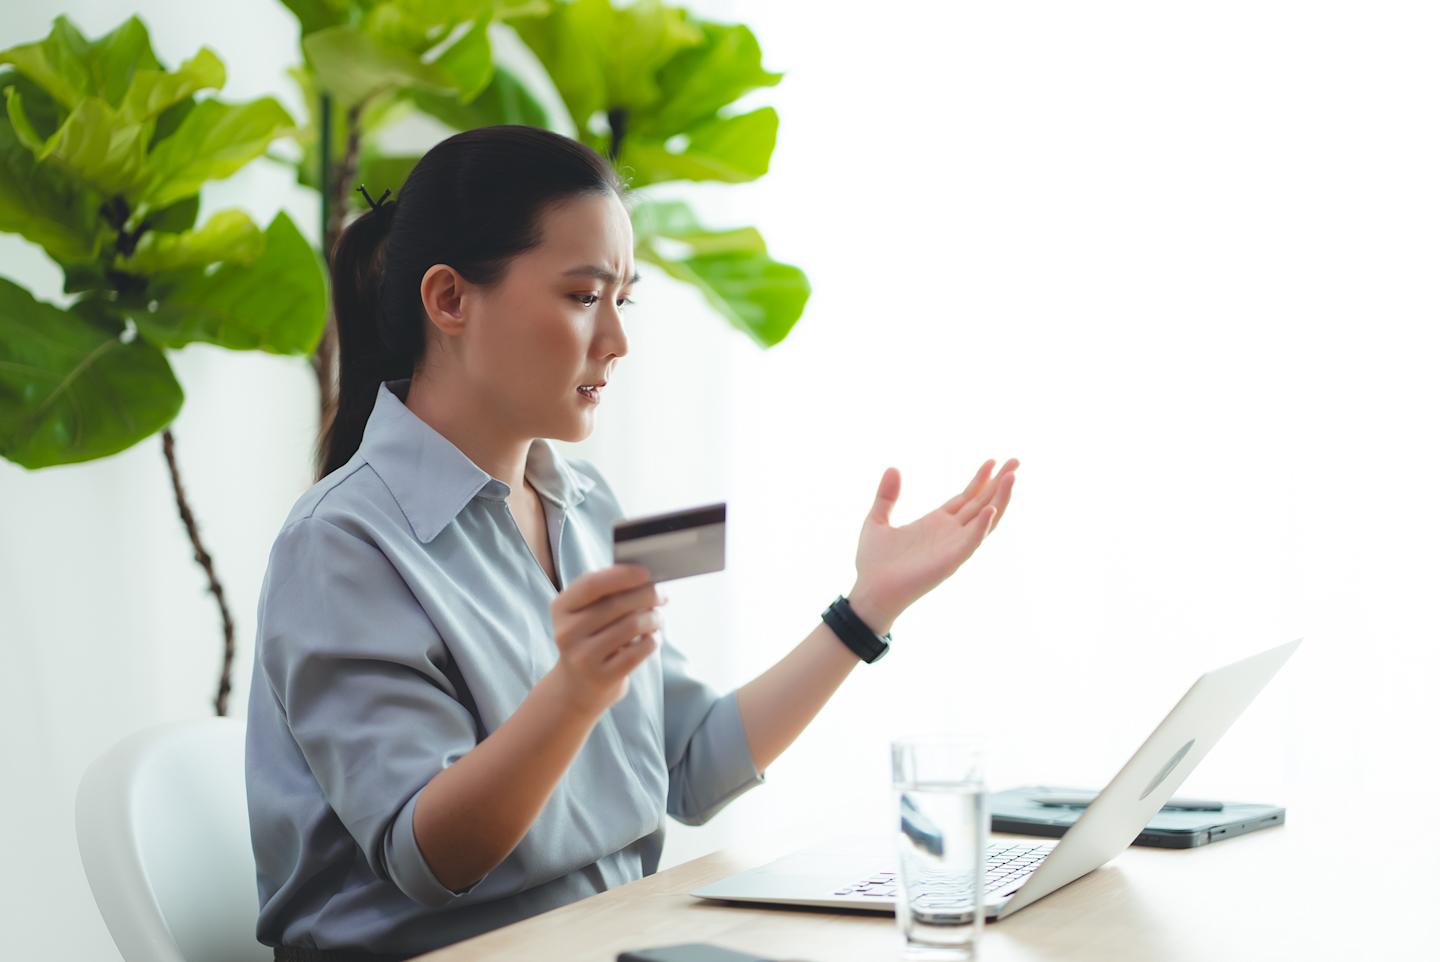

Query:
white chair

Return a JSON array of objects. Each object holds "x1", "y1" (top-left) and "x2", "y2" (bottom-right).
[{"x1": 75, "y1": 717, "x2": 271, "y2": 962}]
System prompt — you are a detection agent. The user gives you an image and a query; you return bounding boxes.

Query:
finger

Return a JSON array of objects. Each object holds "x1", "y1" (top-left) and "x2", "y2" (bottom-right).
[
  {"x1": 942, "y1": 459, "x2": 996, "y2": 515},
  {"x1": 578, "y1": 608, "x2": 664, "y2": 665},
  {"x1": 975, "y1": 458, "x2": 1019, "y2": 508},
  {"x1": 602, "y1": 632, "x2": 659, "y2": 674},
  {"x1": 987, "y1": 470, "x2": 1017, "y2": 533},
  {"x1": 957, "y1": 503, "x2": 997, "y2": 539},
  {"x1": 868, "y1": 467, "x2": 902, "y2": 526},
  {"x1": 977, "y1": 504, "x2": 998, "y2": 537},
  {"x1": 569, "y1": 581, "x2": 668, "y2": 639},
  {"x1": 601, "y1": 626, "x2": 660, "y2": 667},
  {"x1": 554, "y1": 563, "x2": 652, "y2": 614},
  {"x1": 958, "y1": 462, "x2": 1017, "y2": 525}
]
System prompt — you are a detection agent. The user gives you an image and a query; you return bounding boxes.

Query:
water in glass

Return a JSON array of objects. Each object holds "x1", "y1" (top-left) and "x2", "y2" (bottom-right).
[{"x1": 892, "y1": 738, "x2": 987, "y2": 961}]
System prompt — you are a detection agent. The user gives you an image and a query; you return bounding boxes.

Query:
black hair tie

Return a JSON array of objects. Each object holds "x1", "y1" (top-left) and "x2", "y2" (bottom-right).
[{"x1": 357, "y1": 184, "x2": 392, "y2": 210}]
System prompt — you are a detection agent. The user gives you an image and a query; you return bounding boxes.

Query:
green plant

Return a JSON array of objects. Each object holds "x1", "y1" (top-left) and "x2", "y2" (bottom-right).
[
  {"x1": 0, "y1": 15, "x2": 328, "y2": 715},
  {"x1": 0, "y1": 2, "x2": 808, "y2": 718},
  {"x1": 280, "y1": 0, "x2": 810, "y2": 444}
]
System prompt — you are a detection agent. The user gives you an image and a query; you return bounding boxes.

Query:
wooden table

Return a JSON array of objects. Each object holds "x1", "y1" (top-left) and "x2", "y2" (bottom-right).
[{"x1": 415, "y1": 815, "x2": 1430, "y2": 961}]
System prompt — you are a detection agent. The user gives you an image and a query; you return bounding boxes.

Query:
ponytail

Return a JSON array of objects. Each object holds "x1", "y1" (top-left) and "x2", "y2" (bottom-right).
[
  {"x1": 315, "y1": 125, "x2": 625, "y2": 481},
  {"x1": 317, "y1": 198, "x2": 418, "y2": 479}
]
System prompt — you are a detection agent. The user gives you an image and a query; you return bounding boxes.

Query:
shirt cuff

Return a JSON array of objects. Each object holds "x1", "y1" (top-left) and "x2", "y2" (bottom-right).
[
  {"x1": 383, "y1": 786, "x2": 480, "y2": 908},
  {"x1": 674, "y1": 689, "x2": 768, "y2": 826}
]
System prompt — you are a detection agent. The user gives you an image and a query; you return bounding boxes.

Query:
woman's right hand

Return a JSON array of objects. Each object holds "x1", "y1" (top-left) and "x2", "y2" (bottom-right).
[{"x1": 548, "y1": 563, "x2": 668, "y2": 717}]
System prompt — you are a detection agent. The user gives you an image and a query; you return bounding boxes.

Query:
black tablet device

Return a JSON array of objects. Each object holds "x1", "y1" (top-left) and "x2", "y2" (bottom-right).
[{"x1": 989, "y1": 785, "x2": 1286, "y2": 849}]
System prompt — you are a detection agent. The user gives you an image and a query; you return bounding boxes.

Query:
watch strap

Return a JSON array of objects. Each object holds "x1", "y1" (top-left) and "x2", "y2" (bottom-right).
[{"x1": 822, "y1": 595, "x2": 891, "y2": 663}]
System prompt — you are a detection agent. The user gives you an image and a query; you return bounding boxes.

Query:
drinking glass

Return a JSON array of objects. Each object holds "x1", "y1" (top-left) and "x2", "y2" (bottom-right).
[{"x1": 891, "y1": 735, "x2": 988, "y2": 961}]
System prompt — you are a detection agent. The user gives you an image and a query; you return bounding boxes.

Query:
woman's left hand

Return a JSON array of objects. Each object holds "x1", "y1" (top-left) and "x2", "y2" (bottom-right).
[{"x1": 846, "y1": 458, "x2": 1019, "y2": 633}]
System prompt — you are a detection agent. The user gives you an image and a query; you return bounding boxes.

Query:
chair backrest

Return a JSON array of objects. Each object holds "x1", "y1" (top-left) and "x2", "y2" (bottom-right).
[{"x1": 75, "y1": 717, "x2": 270, "y2": 962}]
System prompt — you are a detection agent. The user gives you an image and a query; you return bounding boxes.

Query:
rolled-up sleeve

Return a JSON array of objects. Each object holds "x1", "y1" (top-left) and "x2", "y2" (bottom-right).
[
  {"x1": 258, "y1": 516, "x2": 481, "y2": 908},
  {"x1": 659, "y1": 635, "x2": 766, "y2": 825}
]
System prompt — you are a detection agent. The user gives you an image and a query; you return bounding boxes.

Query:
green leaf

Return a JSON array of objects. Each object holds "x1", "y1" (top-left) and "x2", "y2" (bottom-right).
[
  {"x1": 621, "y1": 107, "x2": 777, "y2": 187},
  {"x1": 287, "y1": 65, "x2": 326, "y2": 191},
  {"x1": 633, "y1": 200, "x2": 808, "y2": 347},
  {"x1": 407, "y1": 65, "x2": 550, "y2": 129},
  {"x1": 361, "y1": 0, "x2": 483, "y2": 54},
  {"x1": 277, "y1": 0, "x2": 352, "y2": 37},
  {"x1": 140, "y1": 96, "x2": 296, "y2": 208},
  {"x1": 89, "y1": 16, "x2": 162, "y2": 106},
  {"x1": 630, "y1": 199, "x2": 764, "y2": 255},
  {"x1": 304, "y1": 24, "x2": 456, "y2": 104},
  {"x1": 0, "y1": 274, "x2": 183, "y2": 468},
  {"x1": 0, "y1": 69, "x2": 63, "y2": 143},
  {"x1": 0, "y1": 16, "x2": 94, "y2": 111},
  {"x1": 512, "y1": 0, "x2": 702, "y2": 133},
  {"x1": 132, "y1": 211, "x2": 327, "y2": 354},
  {"x1": 58, "y1": 261, "x2": 110, "y2": 294},
  {"x1": 3, "y1": 85, "x2": 45, "y2": 152},
  {"x1": 118, "y1": 208, "x2": 264, "y2": 274},
  {"x1": 32, "y1": 96, "x2": 150, "y2": 199},
  {"x1": 509, "y1": 0, "x2": 610, "y2": 131},
  {"x1": 599, "y1": 0, "x2": 701, "y2": 112},
  {"x1": 641, "y1": 246, "x2": 809, "y2": 347},
  {"x1": 494, "y1": 0, "x2": 552, "y2": 18},
  {"x1": 119, "y1": 48, "x2": 225, "y2": 124},
  {"x1": 288, "y1": 66, "x2": 399, "y2": 192},
  {"x1": 634, "y1": 21, "x2": 781, "y2": 137},
  {"x1": 432, "y1": 19, "x2": 495, "y2": 103},
  {"x1": 0, "y1": 107, "x2": 102, "y2": 261},
  {"x1": 146, "y1": 194, "x2": 199, "y2": 234},
  {"x1": 148, "y1": 96, "x2": 195, "y2": 150},
  {"x1": 0, "y1": 16, "x2": 163, "y2": 112},
  {"x1": 69, "y1": 294, "x2": 129, "y2": 336}
]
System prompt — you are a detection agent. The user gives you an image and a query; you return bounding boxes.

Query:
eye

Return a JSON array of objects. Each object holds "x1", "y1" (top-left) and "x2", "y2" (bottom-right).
[{"x1": 573, "y1": 293, "x2": 637, "y2": 309}]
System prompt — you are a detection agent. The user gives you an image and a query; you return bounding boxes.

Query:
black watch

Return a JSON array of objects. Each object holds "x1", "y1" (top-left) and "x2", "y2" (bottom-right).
[{"x1": 822, "y1": 595, "x2": 892, "y2": 663}]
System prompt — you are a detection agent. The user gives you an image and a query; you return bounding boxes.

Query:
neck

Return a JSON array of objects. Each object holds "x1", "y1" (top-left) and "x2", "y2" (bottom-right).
[{"x1": 402, "y1": 372, "x2": 534, "y2": 503}]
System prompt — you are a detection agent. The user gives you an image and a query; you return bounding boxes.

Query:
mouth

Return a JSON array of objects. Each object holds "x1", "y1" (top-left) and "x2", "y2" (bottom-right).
[{"x1": 577, "y1": 381, "x2": 606, "y2": 402}]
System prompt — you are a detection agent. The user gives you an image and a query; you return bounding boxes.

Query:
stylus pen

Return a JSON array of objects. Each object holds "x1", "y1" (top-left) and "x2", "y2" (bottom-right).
[{"x1": 1031, "y1": 794, "x2": 1225, "y2": 812}]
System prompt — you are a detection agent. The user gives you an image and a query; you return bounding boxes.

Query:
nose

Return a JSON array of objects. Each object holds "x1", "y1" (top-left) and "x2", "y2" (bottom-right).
[{"x1": 597, "y1": 298, "x2": 629, "y2": 359}]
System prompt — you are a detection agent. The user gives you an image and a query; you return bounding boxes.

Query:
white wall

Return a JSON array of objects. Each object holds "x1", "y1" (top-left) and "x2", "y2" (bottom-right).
[
  {"x1": 3, "y1": 0, "x2": 1438, "y2": 957},
  {"x1": 703, "y1": 0, "x2": 1440, "y2": 870}
]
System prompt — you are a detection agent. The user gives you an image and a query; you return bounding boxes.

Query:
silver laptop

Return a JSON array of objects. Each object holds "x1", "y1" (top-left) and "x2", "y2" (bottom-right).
[{"x1": 693, "y1": 638, "x2": 1301, "y2": 921}]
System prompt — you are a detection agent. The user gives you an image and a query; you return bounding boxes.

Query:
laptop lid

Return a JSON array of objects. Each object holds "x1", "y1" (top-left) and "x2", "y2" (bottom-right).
[{"x1": 995, "y1": 637, "x2": 1301, "y2": 918}]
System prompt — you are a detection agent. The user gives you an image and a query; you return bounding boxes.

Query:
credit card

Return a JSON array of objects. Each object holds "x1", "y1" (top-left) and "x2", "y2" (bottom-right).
[{"x1": 613, "y1": 501, "x2": 726, "y2": 583}]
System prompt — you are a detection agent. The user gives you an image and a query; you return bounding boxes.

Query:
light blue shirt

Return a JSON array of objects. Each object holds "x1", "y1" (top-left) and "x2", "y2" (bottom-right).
[{"x1": 245, "y1": 378, "x2": 764, "y2": 956}]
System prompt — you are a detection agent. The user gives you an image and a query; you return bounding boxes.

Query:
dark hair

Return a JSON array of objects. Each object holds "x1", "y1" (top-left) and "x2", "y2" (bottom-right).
[{"x1": 317, "y1": 125, "x2": 625, "y2": 480}]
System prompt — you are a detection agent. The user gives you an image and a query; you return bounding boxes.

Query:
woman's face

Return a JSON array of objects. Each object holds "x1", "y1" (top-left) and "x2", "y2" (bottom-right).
[{"x1": 452, "y1": 190, "x2": 636, "y2": 442}]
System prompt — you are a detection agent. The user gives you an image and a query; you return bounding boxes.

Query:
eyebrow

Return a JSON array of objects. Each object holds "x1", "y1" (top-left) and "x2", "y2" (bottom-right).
[{"x1": 562, "y1": 265, "x2": 642, "y2": 286}]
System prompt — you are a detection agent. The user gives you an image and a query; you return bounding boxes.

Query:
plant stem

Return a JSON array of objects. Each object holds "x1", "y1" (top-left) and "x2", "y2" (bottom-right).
[
  {"x1": 607, "y1": 107, "x2": 629, "y2": 162},
  {"x1": 312, "y1": 100, "x2": 364, "y2": 474},
  {"x1": 161, "y1": 428, "x2": 237, "y2": 717},
  {"x1": 100, "y1": 196, "x2": 150, "y2": 297},
  {"x1": 319, "y1": 93, "x2": 333, "y2": 263}
]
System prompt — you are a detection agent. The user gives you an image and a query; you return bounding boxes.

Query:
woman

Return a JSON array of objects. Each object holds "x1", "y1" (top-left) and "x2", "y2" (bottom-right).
[{"x1": 245, "y1": 125, "x2": 1018, "y2": 962}]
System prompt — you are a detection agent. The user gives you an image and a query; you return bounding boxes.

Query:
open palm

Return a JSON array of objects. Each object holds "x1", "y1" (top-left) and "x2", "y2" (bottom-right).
[{"x1": 850, "y1": 458, "x2": 1019, "y2": 627}]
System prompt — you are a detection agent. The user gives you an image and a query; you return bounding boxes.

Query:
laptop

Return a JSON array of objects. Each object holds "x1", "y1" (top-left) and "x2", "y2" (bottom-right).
[{"x1": 692, "y1": 638, "x2": 1301, "y2": 922}]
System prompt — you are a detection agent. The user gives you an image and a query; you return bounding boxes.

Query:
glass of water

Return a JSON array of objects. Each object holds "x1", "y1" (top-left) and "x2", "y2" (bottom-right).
[{"x1": 891, "y1": 735, "x2": 988, "y2": 961}]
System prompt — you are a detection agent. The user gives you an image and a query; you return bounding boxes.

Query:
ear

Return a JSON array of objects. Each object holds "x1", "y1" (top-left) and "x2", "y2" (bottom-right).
[{"x1": 418, "y1": 264, "x2": 471, "y2": 337}]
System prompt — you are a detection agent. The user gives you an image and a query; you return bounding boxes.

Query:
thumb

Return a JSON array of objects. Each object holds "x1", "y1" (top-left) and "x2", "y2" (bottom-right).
[{"x1": 868, "y1": 467, "x2": 900, "y2": 526}]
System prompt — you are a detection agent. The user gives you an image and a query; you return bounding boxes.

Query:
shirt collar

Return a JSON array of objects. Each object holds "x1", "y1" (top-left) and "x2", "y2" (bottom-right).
[{"x1": 359, "y1": 378, "x2": 596, "y2": 543}]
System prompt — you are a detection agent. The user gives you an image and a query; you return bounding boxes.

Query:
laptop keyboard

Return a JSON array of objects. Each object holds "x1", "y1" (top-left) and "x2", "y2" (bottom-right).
[{"x1": 834, "y1": 841, "x2": 1054, "y2": 900}]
